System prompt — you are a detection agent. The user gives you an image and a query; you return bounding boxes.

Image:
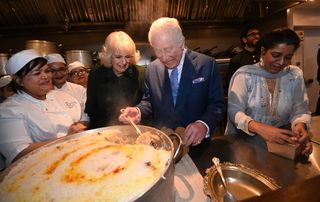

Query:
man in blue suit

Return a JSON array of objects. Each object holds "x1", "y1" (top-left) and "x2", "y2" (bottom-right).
[{"x1": 119, "y1": 17, "x2": 225, "y2": 160}]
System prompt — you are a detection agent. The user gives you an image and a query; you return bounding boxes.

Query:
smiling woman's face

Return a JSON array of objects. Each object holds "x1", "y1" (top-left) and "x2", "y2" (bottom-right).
[
  {"x1": 17, "y1": 64, "x2": 53, "y2": 100},
  {"x1": 111, "y1": 49, "x2": 134, "y2": 77},
  {"x1": 261, "y1": 43, "x2": 296, "y2": 74}
]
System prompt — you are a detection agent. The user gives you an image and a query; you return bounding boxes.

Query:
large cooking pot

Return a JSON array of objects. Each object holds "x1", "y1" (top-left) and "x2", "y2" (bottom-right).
[
  {"x1": 66, "y1": 50, "x2": 92, "y2": 69},
  {"x1": 0, "y1": 125, "x2": 182, "y2": 202},
  {"x1": 25, "y1": 40, "x2": 58, "y2": 56},
  {"x1": 0, "y1": 53, "x2": 8, "y2": 75}
]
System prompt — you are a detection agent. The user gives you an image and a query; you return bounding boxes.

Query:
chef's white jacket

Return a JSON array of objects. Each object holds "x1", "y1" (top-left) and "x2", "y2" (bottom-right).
[
  {"x1": 54, "y1": 81, "x2": 89, "y2": 121},
  {"x1": 0, "y1": 90, "x2": 86, "y2": 166}
]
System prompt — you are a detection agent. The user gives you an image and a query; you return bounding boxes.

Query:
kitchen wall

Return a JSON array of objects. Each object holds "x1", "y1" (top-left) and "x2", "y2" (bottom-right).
[{"x1": 288, "y1": 4, "x2": 320, "y2": 113}]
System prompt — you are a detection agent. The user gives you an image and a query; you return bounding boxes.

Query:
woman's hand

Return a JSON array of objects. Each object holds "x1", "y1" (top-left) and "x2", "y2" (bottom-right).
[
  {"x1": 67, "y1": 122, "x2": 87, "y2": 135},
  {"x1": 292, "y1": 122, "x2": 313, "y2": 156},
  {"x1": 292, "y1": 122, "x2": 309, "y2": 142},
  {"x1": 301, "y1": 141, "x2": 313, "y2": 156},
  {"x1": 248, "y1": 121, "x2": 298, "y2": 144},
  {"x1": 118, "y1": 107, "x2": 141, "y2": 124}
]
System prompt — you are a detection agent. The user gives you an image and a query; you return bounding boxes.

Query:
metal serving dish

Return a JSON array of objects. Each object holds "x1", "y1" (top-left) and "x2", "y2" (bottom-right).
[
  {"x1": 203, "y1": 162, "x2": 281, "y2": 201},
  {"x1": 0, "y1": 125, "x2": 182, "y2": 202}
]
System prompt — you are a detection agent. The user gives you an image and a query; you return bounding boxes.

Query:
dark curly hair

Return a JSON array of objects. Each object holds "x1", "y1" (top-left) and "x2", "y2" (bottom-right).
[
  {"x1": 257, "y1": 28, "x2": 300, "y2": 52},
  {"x1": 240, "y1": 26, "x2": 261, "y2": 46}
]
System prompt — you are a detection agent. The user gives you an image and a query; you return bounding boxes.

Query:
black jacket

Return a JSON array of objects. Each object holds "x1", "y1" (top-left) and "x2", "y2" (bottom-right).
[
  {"x1": 227, "y1": 49, "x2": 260, "y2": 85},
  {"x1": 85, "y1": 65, "x2": 145, "y2": 129}
]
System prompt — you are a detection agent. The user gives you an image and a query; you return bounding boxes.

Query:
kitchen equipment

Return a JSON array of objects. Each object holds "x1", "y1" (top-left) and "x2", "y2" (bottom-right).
[
  {"x1": 0, "y1": 125, "x2": 182, "y2": 202},
  {"x1": 212, "y1": 157, "x2": 236, "y2": 202},
  {"x1": 0, "y1": 53, "x2": 8, "y2": 75},
  {"x1": 25, "y1": 40, "x2": 58, "y2": 56},
  {"x1": 66, "y1": 50, "x2": 92, "y2": 69},
  {"x1": 204, "y1": 162, "x2": 280, "y2": 201}
]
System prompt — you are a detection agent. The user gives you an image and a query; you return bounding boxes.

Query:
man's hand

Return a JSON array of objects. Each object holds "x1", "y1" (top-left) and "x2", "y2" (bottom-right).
[
  {"x1": 119, "y1": 107, "x2": 141, "y2": 124},
  {"x1": 184, "y1": 121, "x2": 207, "y2": 146}
]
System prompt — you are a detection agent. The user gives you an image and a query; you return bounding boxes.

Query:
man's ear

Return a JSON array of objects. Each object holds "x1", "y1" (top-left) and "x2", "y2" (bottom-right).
[
  {"x1": 242, "y1": 37, "x2": 247, "y2": 45},
  {"x1": 180, "y1": 41, "x2": 185, "y2": 50}
]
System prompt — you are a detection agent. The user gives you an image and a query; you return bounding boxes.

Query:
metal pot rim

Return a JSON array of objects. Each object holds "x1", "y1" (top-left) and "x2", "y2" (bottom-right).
[
  {"x1": 1, "y1": 125, "x2": 175, "y2": 201},
  {"x1": 26, "y1": 40, "x2": 56, "y2": 44}
]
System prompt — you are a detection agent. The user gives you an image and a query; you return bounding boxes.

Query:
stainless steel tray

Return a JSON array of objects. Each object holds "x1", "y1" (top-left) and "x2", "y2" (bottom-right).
[{"x1": 203, "y1": 162, "x2": 281, "y2": 201}]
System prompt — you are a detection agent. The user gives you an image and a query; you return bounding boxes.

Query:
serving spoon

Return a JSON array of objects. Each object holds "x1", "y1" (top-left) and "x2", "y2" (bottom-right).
[
  {"x1": 212, "y1": 157, "x2": 237, "y2": 202},
  {"x1": 119, "y1": 109, "x2": 142, "y2": 136},
  {"x1": 127, "y1": 117, "x2": 142, "y2": 136}
]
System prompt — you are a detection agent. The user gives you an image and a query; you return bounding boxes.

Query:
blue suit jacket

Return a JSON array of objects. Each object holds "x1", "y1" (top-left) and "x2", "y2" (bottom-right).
[{"x1": 137, "y1": 49, "x2": 225, "y2": 135}]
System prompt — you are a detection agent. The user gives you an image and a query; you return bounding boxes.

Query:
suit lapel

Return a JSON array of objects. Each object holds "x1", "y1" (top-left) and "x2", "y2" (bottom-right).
[
  {"x1": 157, "y1": 62, "x2": 175, "y2": 108},
  {"x1": 176, "y1": 50, "x2": 197, "y2": 109}
]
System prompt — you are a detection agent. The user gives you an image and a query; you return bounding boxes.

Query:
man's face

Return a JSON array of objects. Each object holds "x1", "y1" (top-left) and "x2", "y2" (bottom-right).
[
  {"x1": 48, "y1": 62, "x2": 68, "y2": 88},
  {"x1": 244, "y1": 29, "x2": 261, "y2": 48},
  {"x1": 151, "y1": 32, "x2": 184, "y2": 69}
]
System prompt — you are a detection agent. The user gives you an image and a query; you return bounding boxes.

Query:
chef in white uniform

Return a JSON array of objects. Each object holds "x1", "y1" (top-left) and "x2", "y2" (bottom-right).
[
  {"x1": 44, "y1": 53, "x2": 88, "y2": 120},
  {"x1": 68, "y1": 61, "x2": 89, "y2": 88},
  {"x1": 0, "y1": 49, "x2": 88, "y2": 167}
]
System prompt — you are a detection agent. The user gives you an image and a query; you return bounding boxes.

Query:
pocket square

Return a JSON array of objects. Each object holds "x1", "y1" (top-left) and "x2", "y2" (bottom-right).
[{"x1": 192, "y1": 77, "x2": 205, "y2": 84}]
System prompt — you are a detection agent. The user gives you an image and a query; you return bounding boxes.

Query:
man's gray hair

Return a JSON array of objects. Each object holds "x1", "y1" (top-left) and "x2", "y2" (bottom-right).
[{"x1": 148, "y1": 17, "x2": 185, "y2": 46}]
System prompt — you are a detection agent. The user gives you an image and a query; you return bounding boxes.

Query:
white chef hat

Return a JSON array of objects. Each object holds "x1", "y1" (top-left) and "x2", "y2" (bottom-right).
[
  {"x1": 5, "y1": 49, "x2": 43, "y2": 75},
  {"x1": 45, "y1": 53, "x2": 66, "y2": 64},
  {"x1": 68, "y1": 61, "x2": 86, "y2": 72},
  {"x1": 0, "y1": 75, "x2": 12, "y2": 88}
]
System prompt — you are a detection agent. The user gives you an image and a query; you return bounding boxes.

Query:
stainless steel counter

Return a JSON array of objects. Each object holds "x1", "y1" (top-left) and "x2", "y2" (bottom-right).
[{"x1": 193, "y1": 135, "x2": 320, "y2": 187}]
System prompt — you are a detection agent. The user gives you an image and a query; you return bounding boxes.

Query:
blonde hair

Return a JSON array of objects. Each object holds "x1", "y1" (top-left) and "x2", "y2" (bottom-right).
[
  {"x1": 100, "y1": 31, "x2": 140, "y2": 67},
  {"x1": 148, "y1": 17, "x2": 185, "y2": 47}
]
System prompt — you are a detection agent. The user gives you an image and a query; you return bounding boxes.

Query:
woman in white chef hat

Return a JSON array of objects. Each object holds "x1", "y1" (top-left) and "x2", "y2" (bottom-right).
[
  {"x1": 0, "y1": 49, "x2": 88, "y2": 167},
  {"x1": 68, "y1": 61, "x2": 89, "y2": 88}
]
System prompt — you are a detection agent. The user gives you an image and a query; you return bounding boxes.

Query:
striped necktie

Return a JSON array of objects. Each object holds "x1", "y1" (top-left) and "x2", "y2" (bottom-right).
[{"x1": 170, "y1": 68, "x2": 179, "y2": 106}]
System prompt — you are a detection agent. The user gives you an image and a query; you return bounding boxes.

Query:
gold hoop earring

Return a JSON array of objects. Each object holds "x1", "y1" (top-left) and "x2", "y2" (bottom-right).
[
  {"x1": 286, "y1": 65, "x2": 291, "y2": 72},
  {"x1": 259, "y1": 57, "x2": 264, "y2": 68}
]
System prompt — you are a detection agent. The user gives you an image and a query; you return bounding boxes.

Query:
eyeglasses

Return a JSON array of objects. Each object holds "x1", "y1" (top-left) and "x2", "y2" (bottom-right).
[
  {"x1": 247, "y1": 32, "x2": 261, "y2": 37},
  {"x1": 70, "y1": 69, "x2": 88, "y2": 77}
]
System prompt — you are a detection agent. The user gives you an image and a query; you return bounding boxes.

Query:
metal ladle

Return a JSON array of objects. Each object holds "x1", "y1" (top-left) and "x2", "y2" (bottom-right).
[{"x1": 212, "y1": 157, "x2": 237, "y2": 202}]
